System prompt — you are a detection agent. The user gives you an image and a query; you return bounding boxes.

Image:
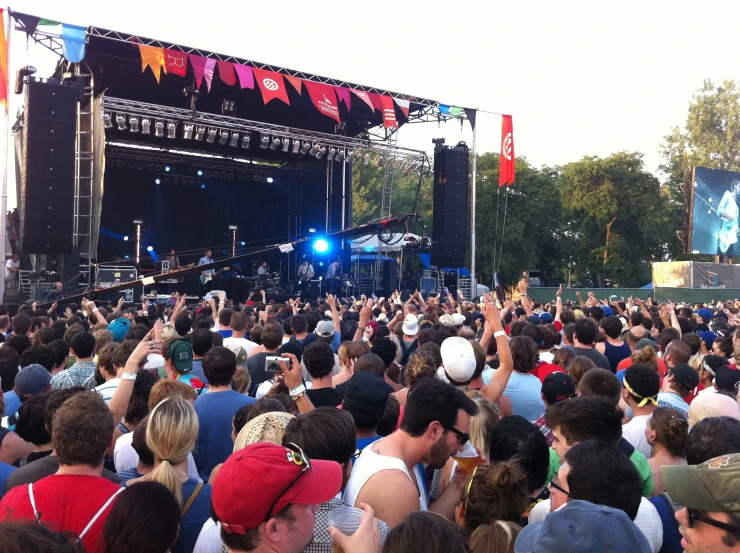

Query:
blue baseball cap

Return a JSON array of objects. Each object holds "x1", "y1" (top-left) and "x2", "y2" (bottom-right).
[
  {"x1": 514, "y1": 500, "x2": 651, "y2": 553},
  {"x1": 694, "y1": 308, "x2": 713, "y2": 322},
  {"x1": 539, "y1": 312, "x2": 553, "y2": 323},
  {"x1": 602, "y1": 306, "x2": 614, "y2": 317},
  {"x1": 107, "y1": 317, "x2": 131, "y2": 343},
  {"x1": 697, "y1": 330, "x2": 717, "y2": 350}
]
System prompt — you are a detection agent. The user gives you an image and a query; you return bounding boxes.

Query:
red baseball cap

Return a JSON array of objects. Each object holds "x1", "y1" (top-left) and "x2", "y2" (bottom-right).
[{"x1": 212, "y1": 442, "x2": 342, "y2": 534}]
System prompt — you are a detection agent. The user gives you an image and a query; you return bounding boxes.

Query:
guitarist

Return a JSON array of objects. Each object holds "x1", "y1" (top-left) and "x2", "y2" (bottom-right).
[
  {"x1": 199, "y1": 249, "x2": 215, "y2": 290},
  {"x1": 165, "y1": 249, "x2": 181, "y2": 271},
  {"x1": 717, "y1": 180, "x2": 740, "y2": 255}
]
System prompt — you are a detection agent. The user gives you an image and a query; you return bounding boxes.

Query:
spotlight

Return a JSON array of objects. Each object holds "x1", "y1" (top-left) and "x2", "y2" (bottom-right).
[
  {"x1": 197, "y1": 170, "x2": 203, "y2": 176},
  {"x1": 194, "y1": 126, "x2": 206, "y2": 141},
  {"x1": 241, "y1": 134, "x2": 251, "y2": 148},
  {"x1": 123, "y1": 236, "x2": 129, "y2": 241},
  {"x1": 217, "y1": 129, "x2": 228, "y2": 145},
  {"x1": 260, "y1": 134, "x2": 270, "y2": 149},
  {"x1": 221, "y1": 99, "x2": 236, "y2": 115},
  {"x1": 240, "y1": 241, "x2": 245, "y2": 246},
  {"x1": 300, "y1": 141, "x2": 311, "y2": 155},
  {"x1": 229, "y1": 132, "x2": 239, "y2": 147},
  {"x1": 313, "y1": 238, "x2": 329, "y2": 253},
  {"x1": 282, "y1": 137, "x2": 290, "y2": 153},
  {"x1": 335, "y1": 149, "x2": 346, "y2": 162},
  {"x1": 125, "y1": 255, "x2": 130, "y2": 259},
  {"x1": 267, "y1": 177, "x2": 274, "y2": 183},
  {"x1": 346, "y1": 150, "x2": 356, "y2": 163},
  {"x1": 327, "y1": 147, "x2": 337, "y2": 161},
  {"x1": 364, "y1": 153, "x2": 371, "y2": 165},
  {"x1": 155, "y1": 178, "x2": 161, "y2": 184},
  {"x1": 308, "y1": 143, "x2": 320, "y2": 156},
  {"x1": 147, "y1": 246, "x2": 153, "y2": 252},
  {"x1": 103, "y1": 112, "x2": 113, "y2": 128},
  {"x1": 116, "y1": 114, "x2": 126, "y2": 131},
  {"x1": 165, "y1": 166, "x2": 171, "y2": 173},
  {"x1": 167, "y1": 121, "x2": 177, "y2": 139},
  {"x1": 154, "y1": 120, "x2": 164, "y2": 137},
  {"x1": 292, "y1": 139, "x2": 301, "y2": 154},
  {"x1": 384, "y1": 157, "x2": 393, "y2": 169},
  {"x1": 141, "y1": 118, "x2": 151, "y2": 134},
  {"x1": 129, "y1": 116, "x2": 139, "y2": 132},
  {"x1": 201, "y1": 184, "x2": 206, "y2": 189},
  {"x1": 394, "y1": 157, "x2": 403, "y2": 169},
  {"x1": 375, "y1": 155, "x2": 384, "y2": 168},
  {"x1": 315, "y1": 146, "x2": 327, "y2": 159},
  {"x1": 183, "y1": 124, "x2": 194, "y2": 140},
  {"x1": 270, "y1": 136, "x2": 281, "y2": 150},
  {"x1": 206, "y1": 128, "x2": 217, "y2": 143},
  {"x1": 308, "y1": 227, "x2": 317, "y2": 233}
]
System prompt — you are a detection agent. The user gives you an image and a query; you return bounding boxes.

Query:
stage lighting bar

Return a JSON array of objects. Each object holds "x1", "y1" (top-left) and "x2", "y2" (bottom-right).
[
  {"x1": 116, "y1": 114, "x2": 126, "y2": 131},
  {"x1": 129, "y1": 116, "x2": 139, "y2": 133},
  {"x1": 292, "y1": 139, "x2": 301, "y2": 154},
  {"x1": 241, "y1": 134, "x2": 251, "y2": 148},
  {"x1": 167, "y1": 121, "x2": 177, "y2": 139},
  {"x1": 327, "y1": 147, "x2": 337, "y2": 161},
  {"x1": 375, "y1": 155, "x2": 384, "y2": 168},
  {"x1": 229, "y1": 132, "x2": 239, "y2": 147},
  {"x1": 270, "y1": 136, "x2": 281, "y2": 150},
  {"x1": 300, "y1": 141, "x2": 311, "y2": 155},
  {"x1": 218, "y1": 129, "x2": 229, "y2": 145},
  {"x1": 282, "y1": 138, "x2": 291, "y2": 153},
  {"x1": 183, "y1": 124, "x2": 194, "y2": 140},
  {"x1": 364, "y1": 153, "x2": 371, "y2": 165},
  {"x1": 335, "y1": 149, "x2": 346, "y2": 162},
  {"x1": 384, "y1": 157, "x2": 393, "y2": 169},
  {"x1": 103, "y1": 112, "x2": 113, "y2": 128},
  {"x1": 206, "y1": 128, "x2": 217, "y2": 143},
  {"x1": 260, "y1": 134, "x2": 269, "y2": 149},
  {"x1": 133, "y1": 219, "x2": 143, "y2": 265},
  {"x1": 315, "y1": 146, "x2": 327, "y2": 159},
  {"x1": 345, "y1": 150, "x2": 356, "y2": 163},
  {"x1": 394, "y1": 157, "x2": 403, "y2": 169},
  {"x1": 309, "y1": 143, "x2": 320, "y2": 156},
  {"x1": 141, "y1": 118, "x2": 151, "y2": 134},
  {"x1": 154, "y1": 120, "x2": 164, "y2": 137}
]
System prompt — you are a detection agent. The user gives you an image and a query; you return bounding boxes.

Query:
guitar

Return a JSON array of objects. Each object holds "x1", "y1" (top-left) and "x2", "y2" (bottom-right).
[{"x1": 200, "y1": 267, "x2": 229, "y2": 285}]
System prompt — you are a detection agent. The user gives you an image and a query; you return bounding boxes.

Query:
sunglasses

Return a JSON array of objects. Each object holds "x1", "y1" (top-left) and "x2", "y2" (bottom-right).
[
  {"x1": 264, "y1": 443, "x2": 312, "y2": 521},
  {"x1": 444, "y1": 425, "x2": 471, "y2": 446},
  {"x1": 549, "y1": 479, "x2": 571, "y2": 497},
  {"x1": 463, "y1": 465, "x2": 479, "y2": 511},
  {"x1": 687, "y1": 508, "x2": 740, "y2": 533}
]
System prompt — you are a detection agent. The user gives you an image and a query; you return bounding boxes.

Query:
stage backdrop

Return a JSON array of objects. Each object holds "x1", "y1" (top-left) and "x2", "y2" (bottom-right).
[{"x1": 690, "y1": 166, "x2": 740, "y2": 255}]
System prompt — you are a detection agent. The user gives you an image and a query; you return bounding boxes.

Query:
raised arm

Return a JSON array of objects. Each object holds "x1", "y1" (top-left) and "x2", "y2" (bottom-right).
[
  {"x1": 555, "y1": 285, "x2": 563, "y2": 323},
  {"x1": 353, "y1": 305, "x2": 372, "y2": 342},
  {"x1": 82, "y1": 298, "x2": 107, "y2": 326},
  {"x1": 518, "y1": 279, "x2": 533, "y2": 316},
  {"x1": 479, "y1": 301, "x2": 514, "y2": 404}
]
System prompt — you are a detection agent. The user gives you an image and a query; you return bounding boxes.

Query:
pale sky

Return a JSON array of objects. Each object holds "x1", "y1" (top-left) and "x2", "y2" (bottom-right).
[{"x1": 5, "y1": 0, "x2": 740, "y2": 209}]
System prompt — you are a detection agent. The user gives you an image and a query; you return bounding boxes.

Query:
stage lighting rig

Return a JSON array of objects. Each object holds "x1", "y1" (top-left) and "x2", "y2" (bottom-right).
[
  {"x1": 260, "y1": 134, "x2": 270, "y2": 149},
  {"x1": 195, "y1": 126, "x2": 206, "y2": 141},
  {"x1": 229, "y1": 132, "x2": 239, "y2": 147},
  {"x1": 282, "y1": 138, "x2": 291, "y2": 153},
  {"x1": 221, "y1": 99, "x2": 236, "y2": 116},
  {"x1": 309, "y1": 143, "x2": 320, "y2": 156},
  {"x1": 374, "y1": 155, "x2": 384, "y2": 168},
  {"x1": 364, "y1": 153, "x2": 371, "y2": 165},
  {"x1": 300, "y1": 142, "x2": 311, "y2": 155},
  {"x1": 183, "y1": 124, "x2": 194, "y2": 140},
  {"x1": 154, "y1": 120, "x2": 164, "y2": 137},
  {"x1": 315, "y1": 146, "x2": 327, "y2": 159},
  {"x1": 129, "y1": 116, "x2": 140, "y2": 133},
  {"x1": 206, "y1": 128, "x2": 217, "y2": 143},
  {"x1": 345, "y1": 150, "x2": 356, "y2": 163},
  {"x1": 141, "y1": 118, "x2": 151, "y2": 134},
  {"x1": 241, "y1": 134, "x2": 251, "y2": 148},
  {"x1": 327, "y1": 147, "x2": 337, "y2": 161},
  {"x1": 292, "y1": 139, "x2": 301, "y2": 154},
  {"x1": 167, "y1": 122, "x2": 177, "y2": 139},
  {"x1": 335, "y1": 149, "x2": 346, "y2": 162},
  {"x1": 270, "y1": 137, "x2": 281, "y2": 150},
  {"x1": 394, "y1": 157, "x2": 403, "y2": 169},
  {"x1": 384, "y1": 157, "x2": 393, "y2": 169},
  {"x1": 103, "y1": 112, "x2": 113, "y2": 128},
  {"x1": 116, "y1": 114, "x2": 126, "y2": 131},
  {"x1": 218, "y1": 129, "x2": 229, "y2": 145}
]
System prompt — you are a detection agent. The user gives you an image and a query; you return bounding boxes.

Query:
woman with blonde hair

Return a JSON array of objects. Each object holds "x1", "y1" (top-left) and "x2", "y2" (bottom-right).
[
  {"x1": 630, "y1": 346, "x2": 659, "y2": 373},
  {"x1": 129, "y1": 395, "x2": 211, "y2": 553},
  {"x1": 393, "y1": 350, "x2": 438, "y2": 407}
]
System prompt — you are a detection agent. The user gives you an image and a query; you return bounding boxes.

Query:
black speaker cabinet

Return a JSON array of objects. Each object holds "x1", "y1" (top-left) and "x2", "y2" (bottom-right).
[{"x1": 431, "y1": 143, "x2": 469, "y2": 268}]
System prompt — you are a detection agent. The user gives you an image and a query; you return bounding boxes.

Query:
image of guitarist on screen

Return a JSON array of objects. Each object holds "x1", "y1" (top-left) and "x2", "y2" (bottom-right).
[{"x1": 717, "y1": 180, "x2": 740, "y2": 255}]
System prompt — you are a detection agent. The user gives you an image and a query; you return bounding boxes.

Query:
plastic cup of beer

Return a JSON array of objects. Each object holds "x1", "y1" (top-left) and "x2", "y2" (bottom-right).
[
  {"x1": 452, "y1": 440, "x2": 483, "y2": 472},
  {"x1": 328, "y1": 506, "x2": 365, "y2": 553}
]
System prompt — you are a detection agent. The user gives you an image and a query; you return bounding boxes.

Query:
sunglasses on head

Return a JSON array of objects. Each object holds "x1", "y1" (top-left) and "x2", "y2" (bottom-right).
[
  {"x1": 264, "y1": 443, "x2": 312, "y2": 522},
  {"x1": 687, "y1": 508, "x2": 740, "y2": 533}
]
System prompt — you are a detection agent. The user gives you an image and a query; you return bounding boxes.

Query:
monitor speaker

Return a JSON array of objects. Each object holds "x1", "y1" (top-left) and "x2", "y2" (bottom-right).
[{"x1": 431, "y1": 143, "x2": 469, "y2": 268}]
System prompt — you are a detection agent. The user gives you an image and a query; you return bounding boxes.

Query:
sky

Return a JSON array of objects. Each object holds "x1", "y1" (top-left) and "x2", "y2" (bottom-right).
[{"x1": 5, "y1": 0, "x2": 740, "y2": 209}]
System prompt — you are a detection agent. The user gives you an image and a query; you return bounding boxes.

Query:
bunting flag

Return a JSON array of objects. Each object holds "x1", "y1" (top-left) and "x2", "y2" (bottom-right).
[
  {"x1": 380, "y1": 96, "x2": 398, "y2": 129},
  {"x1": 439, "y1": 104, "x2": 463, "y2": 116},
  {"x1": 285, "y1": 75, "x2": 303, "y2": 94},
  {"x1": 393, "y1": 97, "x2": 410, "y2": 118},
  {"x1": 499, "y1": 115, "x2": 515, "y2": 187},
  {"x1": 335, "y1": 87, "x2": 351, "y2": 110},
  {"x1": 464, "y1": 107, "x2": 477, "y2": 130},
  {"x1": 14, "y1": 12, "x2": 40, "y2": 36},
  {"x1": 303, "y1": 80, "x2": 341, "y2": 123},
  {"x1": 139, "y1": 45, "x2": 166, "y2": 82},
  {"x1": 61, "y1": 24, "x2": 86, "y2": 63},
  {"x1": 253, "y1": 68, "x2": 290, "y2": 105},
  {"x1": 216, "y1": 60, "x2": 237, "y2": 86},
  {"x1": 233, "y1": 64, "x2": 254, "y2": 89},
  {"x1": 0, "y1": 9, "x2": 7, "y2": 113},
  {"x1": 203, "y1": 58, "x2": 216, "y2": 91},
  {"x1": 189, "y1": 55, "x2": 208, "y2": 89},
  {"x1": 164, "y1": 49, "x2": 187, "y2": 77},
  {"x1": 350, "y1": 89, "x2": 374, "y2": 111},
  {"x1": 368, "y1": 93, "x2": 383, "y2": 112}
]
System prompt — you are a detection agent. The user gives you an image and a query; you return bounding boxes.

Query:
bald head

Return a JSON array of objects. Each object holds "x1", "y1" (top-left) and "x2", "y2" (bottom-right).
[
  {"x1": 628, "y1": 325, "x2": 647, "y2": 342},
  {"x1": 688, "y1": 392, "x2": 740, "y2": 428}
]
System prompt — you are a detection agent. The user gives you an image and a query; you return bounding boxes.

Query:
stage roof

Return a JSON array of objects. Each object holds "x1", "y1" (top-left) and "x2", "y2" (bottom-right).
[{"x1": 11, "y1": 10, "x2": 475, "y2": 139}]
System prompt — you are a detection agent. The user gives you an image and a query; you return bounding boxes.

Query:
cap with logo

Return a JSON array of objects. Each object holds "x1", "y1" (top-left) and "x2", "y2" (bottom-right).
[
  {"x1": 402, "y1": 314, "x2": 419, "y2": 336},
  {"x1": 168, "y1": 340, "x2": 193, "y2": 373},
  {"x1": 541, "y1": 372, "x2": 575, "y2": 405},
  {"x1": 440, "y1": 337, "x2": 477, "y2": 384},
  {"x1": 439, "y1": 314, "x2": 455, "y2": 327},
  {"x1": 314, "y1": 320, "x2": 336, "y2": 338},
  {"x1": 107, "y1": 317, "x2": 131, "y2": 343},
  {"x1": 226, "y1": 344, "x2": 248, "y2": 368},
  {"x1": 213, "y1": 443, "x2": 342, "y2": 534},
  {"x1": 662, "y1": 453, "x2": 740, "y2": 516},
  {"x1": 15, "y1": 364, "x2": 52, "y2": 397}
]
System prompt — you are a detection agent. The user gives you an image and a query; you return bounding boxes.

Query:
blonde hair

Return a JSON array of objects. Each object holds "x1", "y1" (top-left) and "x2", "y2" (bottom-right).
[
  {"x1": 145, "y1": 396, "x2": 199, "y2": 504},
  {"x1": 468, "y1": 396, "x2": 502, "y2": 458},
  {"x1": 469, "y1": 521, "x2": 521, "y2": 553},
  {"x1": 233, "y1": 366, "x2": 251, "y2": 394},
  {"x1": 631, "y1": 347, "x2": 658, "y2": 372},
  {"x1": 161, "y1": 324, "x2": 178, "y2": 341}
]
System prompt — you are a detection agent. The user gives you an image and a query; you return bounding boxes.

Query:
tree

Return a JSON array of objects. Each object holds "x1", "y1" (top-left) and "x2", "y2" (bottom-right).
[{"x1": 561, "y1": 152, "x2": 679, "y2": 287}]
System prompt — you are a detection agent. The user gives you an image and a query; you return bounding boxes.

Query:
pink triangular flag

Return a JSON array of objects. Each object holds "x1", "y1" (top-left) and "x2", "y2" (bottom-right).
[
  {"x1": 233, "y1": 64, "x2": 255, "y2": 89},
  {"x1": 203, "y1": 58, "x2": 216, "y2": 92},
  {"x1": 189, "y1": 55, "x2": 207, "y2": 88},
  {"x1": 335, "y1": 87, "x2": 351, "y2": 110},
  {"x1": 350, "y1": 89, "x2": 374, "y2": 111}
]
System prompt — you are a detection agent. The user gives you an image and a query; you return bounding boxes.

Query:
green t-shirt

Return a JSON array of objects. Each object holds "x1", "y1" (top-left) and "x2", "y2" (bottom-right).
[{"x1": 546, "y1": 444, "x2": 654, "y2": 497}]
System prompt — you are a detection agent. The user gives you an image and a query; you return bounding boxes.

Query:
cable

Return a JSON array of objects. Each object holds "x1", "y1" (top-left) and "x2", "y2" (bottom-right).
[{"x1": 496, "y1": 186, "x2": 510, "y2": 275}]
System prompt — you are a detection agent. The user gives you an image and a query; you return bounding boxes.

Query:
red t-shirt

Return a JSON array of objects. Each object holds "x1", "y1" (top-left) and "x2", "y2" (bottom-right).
[
  {"x1": 531, "y1": 361, "x2": 565, "y2": 384},
  {"x1": 0, "y1": 474, "x2": 122, "y2": 553}
]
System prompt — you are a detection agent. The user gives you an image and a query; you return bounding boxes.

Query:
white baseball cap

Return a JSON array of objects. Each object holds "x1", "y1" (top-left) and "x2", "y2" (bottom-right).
[
  {"x1": 451, "y1": 313, "x2": 465, "y2": 326},
  {"x1": 439, "y1": 314, "x2": 455, "y2": 326},
  {"x1": 440, "y1": 337, "x2": 477, "y2": 384},
  {"x1": 402, "y1": 314, "x2": 419, "y2": 335}
]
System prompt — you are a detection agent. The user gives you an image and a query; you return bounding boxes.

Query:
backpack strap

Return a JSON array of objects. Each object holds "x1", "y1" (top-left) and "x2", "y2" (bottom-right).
[
  {"x1": 79, "y1": 487, "x2": 124, "y2": 539},
  {"x1": 181, "y1": 481, "x2": 204, "y2": 517}
]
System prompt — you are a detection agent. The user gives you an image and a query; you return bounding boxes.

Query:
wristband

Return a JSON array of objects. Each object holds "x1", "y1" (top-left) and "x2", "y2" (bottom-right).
[
  {"x1": 494, "y1": 330, "x2": 507, "y2": 339},
  {"x1": 122, "y1": 372, "x2": 138, "y2": 381},
  {"x1": 289, "y1": 384, "x2": 306, "y2": 398},
  {"x1": 92, "y1": 307, "x2": 99, "y2": 313},
  {"x1": 519, "y1": 293, "x2": 527, "y2": 297}
]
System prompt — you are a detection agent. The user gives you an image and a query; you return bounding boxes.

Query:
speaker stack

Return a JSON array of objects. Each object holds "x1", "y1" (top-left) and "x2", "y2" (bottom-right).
[
  {"x1": 20, "y1": 79, "x2": 77, "y2": 254},
  {"x1": 431, "y1": 142, "x2": 469, "y2": 269}
]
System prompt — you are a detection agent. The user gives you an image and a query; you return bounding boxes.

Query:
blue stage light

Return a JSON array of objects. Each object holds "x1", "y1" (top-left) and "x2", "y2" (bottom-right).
[
  {"x1": 165, "y1": 166, "x2": 171, "y2": 172},
  {"x1": 123, "y1": 236, "x2": 129, "y2": 241},
  {"x1": 313, "y1": 239, "x2": 329, "y2": 253},
  {"x1": 155, "y1": 178, "x2": 161, "y2": 184},
  {"x1": 240, "y1": 241, "x2": 245, "y2": 246},
  {"x1": 267, "y1": 177, "x2": 274, "y2": 183},
  {"x1": 201, "y1": 184, "x2": 206, "y2": 189},
  {"x1": 124, "y1": 255, "x2": 130, "y2": 259},
  {"x1": 147, "y1": 246, "x2": 153, "y2": 252},
  {"x1": 197, "y1": 170, "x2": 203, "y2": 176}
]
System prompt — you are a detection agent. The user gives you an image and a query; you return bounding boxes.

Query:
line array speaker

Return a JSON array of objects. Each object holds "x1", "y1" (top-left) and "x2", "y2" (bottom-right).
[{"x1": 431, "y1": 143, "x2": 469, "y2": 268}]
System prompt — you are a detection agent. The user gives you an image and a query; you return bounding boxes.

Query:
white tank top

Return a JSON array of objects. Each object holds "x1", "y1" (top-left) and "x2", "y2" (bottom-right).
[{"x1": 343, "y1": 439, "x2": 429, "y2": 512}]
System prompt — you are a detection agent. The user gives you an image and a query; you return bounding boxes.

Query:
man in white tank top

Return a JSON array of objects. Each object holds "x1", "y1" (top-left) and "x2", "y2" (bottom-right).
[{"x1": 343, "y1": 378, "x2": 479, "y2": 527}]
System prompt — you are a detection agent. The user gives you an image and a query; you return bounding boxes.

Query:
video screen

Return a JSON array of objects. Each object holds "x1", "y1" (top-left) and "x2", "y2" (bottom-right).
[{"x1": 690, "y1": 167, "x2": 740, "y2": 255}]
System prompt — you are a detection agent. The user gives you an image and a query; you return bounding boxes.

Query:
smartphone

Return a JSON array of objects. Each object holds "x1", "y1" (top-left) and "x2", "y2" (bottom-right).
[{"x1": 265, "y1": 355, "x2": 286, "y2": 372}]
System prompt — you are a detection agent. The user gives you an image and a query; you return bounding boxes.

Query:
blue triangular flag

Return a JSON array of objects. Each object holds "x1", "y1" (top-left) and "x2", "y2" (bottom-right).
[{"x1": 61, "y1": 24, "x2": 86, "y2": 63}]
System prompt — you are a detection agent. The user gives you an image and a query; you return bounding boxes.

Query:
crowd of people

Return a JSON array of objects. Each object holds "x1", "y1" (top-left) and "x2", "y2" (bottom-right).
[{"x1": 0, "y1": 283, "x2": 738, "y2": 553}]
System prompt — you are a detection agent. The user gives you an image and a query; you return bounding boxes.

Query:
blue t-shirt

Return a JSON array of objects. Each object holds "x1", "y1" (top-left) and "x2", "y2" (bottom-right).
[
  {"x1": 191, "y1": 359, "x2": 207, "y2": 384},
  {"x1": 0, "y1": 462, "x2": 16, "y2": 499},
  {"x1": 649, "y1": 495, "x2": 683, "y2": 553},
  {"x1": 502, "y1": 371, "x2": 545, "y2": 422},
  {"x1": 218, "y1": 329, "x2": 233, "y2": 338},
  {"x1": 2, "y1": 391, "x2": 20, "y2": 417},
  {"x1": 116, "y1": 467, "x2": 143, "y2": 483},
  {"x1": 194, "y1": 390, "x2": 255, "y2": 480},
  {"x1": 356, "y1": 436, "x2": 381, "y2": 451},
  {"x1": 172, "y1": 478, "x2": 213, "y2": 553}
]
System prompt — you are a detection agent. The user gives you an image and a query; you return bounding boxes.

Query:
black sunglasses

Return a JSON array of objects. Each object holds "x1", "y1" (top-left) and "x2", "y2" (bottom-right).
[
  {"x1": 444, "y1": 426, "x2": 470, "y2": 446},
  {"x1": 549, "y1": 479, "x2": 571, "y2": 497},
  {"x1": 687, "y1": 508, "x2": 740, "y2": 533},
  {"x1": 264, "y1": 443, "x2": 312, "y2": 521}
]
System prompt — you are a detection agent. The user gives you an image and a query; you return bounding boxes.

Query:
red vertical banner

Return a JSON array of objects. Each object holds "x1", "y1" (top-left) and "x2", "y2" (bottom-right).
[
  {"x1": 252, "y1": 68, "x2": 290, "y2": 105},
  {"x1": 0, "y1": 9, "x2": 7, "y2": 112},
  {"x1": 164, "y1": 49, "x2": 187, "y2": 77},
  {"x1": 499, "y1": 115, "x2": 515, "y2": 187},
  {"x1": 380, "y1": 96, "x2": 398, "y2": 129},
  {"x1": 303, "y1": 80, "x2": 341, "y2": 123}
]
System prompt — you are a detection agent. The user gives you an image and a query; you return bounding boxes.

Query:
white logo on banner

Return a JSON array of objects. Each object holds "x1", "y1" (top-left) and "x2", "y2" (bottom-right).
[
  {"x1": 502, "y1": 133, "x2": 513, "y2": 161},
  {"x1": 263, "y1": 78, "x2": 279, "y2": 91}
]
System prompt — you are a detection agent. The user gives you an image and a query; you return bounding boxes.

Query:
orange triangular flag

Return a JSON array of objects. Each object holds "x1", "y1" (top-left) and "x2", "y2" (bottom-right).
[
  {"x1": 139, "y1": 44, "x2": 166, "y2": 83},
  {"x1": 285, "y1": 75, "x2": 303, "y2": 94}
]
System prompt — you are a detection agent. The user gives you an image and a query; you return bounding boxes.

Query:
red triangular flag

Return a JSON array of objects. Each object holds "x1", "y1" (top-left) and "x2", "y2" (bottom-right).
[
  {"x1": 189, "y1": 55, "x2": 207, "y2": 88},
  {"x1": 393, "y1": 97, "x2": 410, "y2": 118},
  {"x1": 217, "y1": 60, "x2": 237, "y2": 86},
  {"x1": 335, "y1": 87, "x2": 351, "y2": 110},
  {"x1": 164, "y1": 49, "x2": 187, "y2": 77},
  {"x1": 368, "y1": 93, "x2": 383, "y2": 112},
  {"x1": 380, "y1": 96, "x2": 398, "y2": 129},
  {"x1": 351, "y1": 89, "x2": 375, "y2": 111},
  {"x1": 499, "y1": 115, "x2": 515, "y2": 187},
  {"x1": 285, "y1": 75, "x2": 303, "y2": 94},
  {"x1": 303, "y1": 81, "x2": 342, "y2": 124},
  {"x1": 253, "y1": 68, "x2": 290, "y2": 105}
]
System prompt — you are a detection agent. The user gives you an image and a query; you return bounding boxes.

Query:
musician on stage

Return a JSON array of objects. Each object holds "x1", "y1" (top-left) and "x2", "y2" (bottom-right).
[
  {"x1": 325, "y1": 260, "x2": 342, "y2": 296},
  {"x1": 717, "y1": 180, "x2": 740, "y2": 255},
  {"x1": 45, "y1": 281, "x2": 64, "y2": 303},
  {"x1": 165, "y1": 249, "x2": 181, "y2": 270},
  {"x1": 199, "y1": 249, "x2": 215, "y2": 280},
  {"x1": 297, "y1": 260, "x2": 315, "y2": 297},
  {"x1": 257, "y1": 261, "x2": 270, "y2": 276}
]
